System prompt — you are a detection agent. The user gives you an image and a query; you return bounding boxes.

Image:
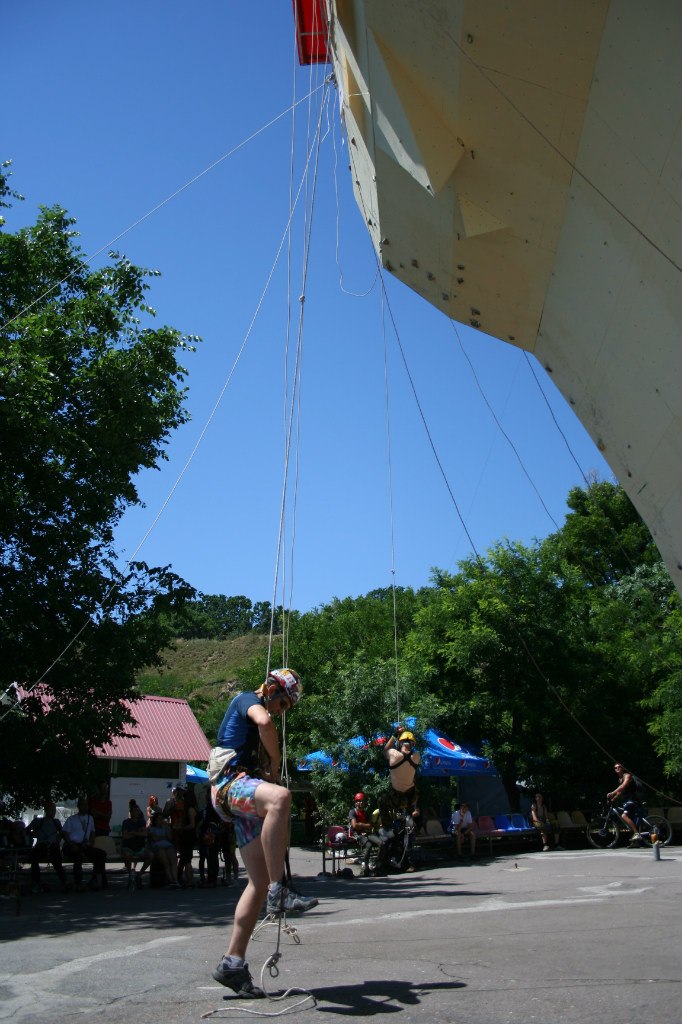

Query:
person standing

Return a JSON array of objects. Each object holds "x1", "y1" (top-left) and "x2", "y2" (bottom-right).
[
  {"x1": 89, "y1": 781, "x2": 112, "y2": 838},
  {"x1": 146, "y1": 794, "x2": 160, "y2": 827},
  {"x1": 209, "y1": 669, "x2": 309, "y2": 998},
  {"x1": 176, "y1": 787, "x2": 198, "y2": 888},
  {"x1": 530, "y1": 793, "x2": 563, "y2": 851}
]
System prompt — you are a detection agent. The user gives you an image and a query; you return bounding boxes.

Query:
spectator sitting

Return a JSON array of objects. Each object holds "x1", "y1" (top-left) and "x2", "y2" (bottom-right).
[
  {"x1": 146, "y1": 810, "x2": 179, "y2": 888},
  {"x1": 27, "y1": 800, "x2": 72, "y2": 894},
  {"x1": 530, "y1": 793, "x2": 563, "y2": 852},
  {"x1": 450, "y1": 802, "x2": 476, "y2": 856},
  {"x1": 348, "y1": 792, "x2": 387, "y2": 876},
  {"x1": 62, "y1": 797, "x2": 108, "y2": 890},
  {"x1": 121, "y1": 801, "x2": 149, "y2": 888}
]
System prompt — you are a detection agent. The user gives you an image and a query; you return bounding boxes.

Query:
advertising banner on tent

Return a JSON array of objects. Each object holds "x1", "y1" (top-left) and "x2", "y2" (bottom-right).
[{"x1": 297, "y1": 725, "x2": 496, "y2": 778}]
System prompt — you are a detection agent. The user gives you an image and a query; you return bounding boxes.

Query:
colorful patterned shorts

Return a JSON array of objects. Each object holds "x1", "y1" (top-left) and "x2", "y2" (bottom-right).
[{"x1": 212, "y1": 775, "x2": 263, "y2": 848}]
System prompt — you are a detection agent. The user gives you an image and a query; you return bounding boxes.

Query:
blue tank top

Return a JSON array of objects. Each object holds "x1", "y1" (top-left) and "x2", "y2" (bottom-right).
[{"x1": 216, "y1": 692, "x2": 263, "y2": 771}]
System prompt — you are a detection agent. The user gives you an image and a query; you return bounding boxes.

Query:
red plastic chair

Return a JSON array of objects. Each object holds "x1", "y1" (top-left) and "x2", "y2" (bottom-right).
[{"x1": 323, "y1": 825, "x2": 354, "y2": 875}]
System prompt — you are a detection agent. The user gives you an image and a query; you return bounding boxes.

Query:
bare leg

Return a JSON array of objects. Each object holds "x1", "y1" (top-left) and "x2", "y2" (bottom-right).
[
  {"x1": 253, "y1": 782, "x2": 292, "y2": 884},
  {"x1": 226, "y1": 837, "x2": 269, "y2": 960},
  {"x1": 622, "y1": 811, "x2": 638, "y2": 834}
]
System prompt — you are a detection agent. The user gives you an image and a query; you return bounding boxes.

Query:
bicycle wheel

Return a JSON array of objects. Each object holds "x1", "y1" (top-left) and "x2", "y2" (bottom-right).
[
  {"x1": 586, "y1": 813, "x2": 620, "y2": 849},
  {"x1": 641, "y1": 814, "x2": 673, "y2": 847}
]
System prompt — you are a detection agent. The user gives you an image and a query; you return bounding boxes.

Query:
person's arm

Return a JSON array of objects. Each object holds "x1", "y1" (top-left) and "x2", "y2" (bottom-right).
[
  {"x1": 384, "y1": 728, "x2": 399, "y2": 756},
  {"x1": 248, "y1": 703, "x2": 281, "y2": 777}
]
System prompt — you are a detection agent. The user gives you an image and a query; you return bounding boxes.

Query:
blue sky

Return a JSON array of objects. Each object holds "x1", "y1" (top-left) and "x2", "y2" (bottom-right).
[{"x1": 5, "y1": 2, "x2": 611, "y2": 613}]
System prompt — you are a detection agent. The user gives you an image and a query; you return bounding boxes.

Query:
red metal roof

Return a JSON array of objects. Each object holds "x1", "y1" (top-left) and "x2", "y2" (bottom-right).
[
  {"x1": 293, "y1": 0, "x2": 330, "y2": 65},
  {"x1": 96, "y1": 696, "x2": 211, "y2": 762}
]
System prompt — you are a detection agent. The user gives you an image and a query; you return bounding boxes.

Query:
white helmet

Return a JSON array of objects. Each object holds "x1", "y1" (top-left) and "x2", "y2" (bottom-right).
[{"x1": 267, "y1": 668, "x2": 302, "y2": 707}]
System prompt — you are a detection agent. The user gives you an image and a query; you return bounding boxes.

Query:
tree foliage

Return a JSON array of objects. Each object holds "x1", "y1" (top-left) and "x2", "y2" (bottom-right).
[
  {"x1": 0, "y1": 166, "x2": 197, "y2": 811},
  {"x1": 157, "y1": 593, "x2": 289, "y2": 639}
]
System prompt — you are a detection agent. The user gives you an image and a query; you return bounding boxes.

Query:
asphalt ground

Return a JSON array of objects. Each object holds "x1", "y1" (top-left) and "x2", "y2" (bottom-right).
[{"x1": 1, "y1": 842, "x2": 681, "y2": 1024}]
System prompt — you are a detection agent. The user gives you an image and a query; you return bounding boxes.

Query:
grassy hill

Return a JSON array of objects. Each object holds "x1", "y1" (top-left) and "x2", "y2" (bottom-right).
[{"x1": 136, "y1": 633, "x2": 271, "y2": 743}]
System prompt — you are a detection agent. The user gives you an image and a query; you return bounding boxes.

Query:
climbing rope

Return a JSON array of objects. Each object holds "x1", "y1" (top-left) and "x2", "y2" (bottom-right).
[
  {"x1": 380, "y1": 286, "x2": 402, "y2": 726},
  {"x1": 0, "y1": 81, "x2": 332, "y2": 724},
  {"x1": 219, "y1": 33, "x2": 330, "y2": 1023}
]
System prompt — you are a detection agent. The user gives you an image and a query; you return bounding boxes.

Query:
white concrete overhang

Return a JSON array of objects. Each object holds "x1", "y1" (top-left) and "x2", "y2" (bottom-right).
[{"x1": 328, "y1": 0, "x2": 682, "y2": 595}]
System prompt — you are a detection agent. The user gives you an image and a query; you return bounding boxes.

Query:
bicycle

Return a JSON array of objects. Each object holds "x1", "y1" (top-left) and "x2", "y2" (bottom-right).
[{"x1": 585, "y1": 802, "x2": 672, "y2": 850}]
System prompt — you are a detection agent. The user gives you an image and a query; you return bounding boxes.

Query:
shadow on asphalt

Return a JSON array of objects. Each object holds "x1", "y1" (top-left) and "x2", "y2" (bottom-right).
[
  {"x1": 310, "y1": 978, "x2": 466, "y2": 1015},
  {"x1": 0, "y1": 863, "x2": 501, "y2": 940}
]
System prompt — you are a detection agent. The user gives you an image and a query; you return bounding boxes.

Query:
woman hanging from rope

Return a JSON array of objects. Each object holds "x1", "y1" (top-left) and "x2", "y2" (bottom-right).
[{"x1": 209, "y1": 668, "x2": 312, "y2": 998}]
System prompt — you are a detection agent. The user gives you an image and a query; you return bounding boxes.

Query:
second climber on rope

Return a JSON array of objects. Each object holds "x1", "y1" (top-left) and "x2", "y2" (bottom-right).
[
  {"x1": 382, "y1": 726, "x2": 421, "y2": 822},
  {"x1": 208, "y1": 668, "x2": 315, "y2": 998}
]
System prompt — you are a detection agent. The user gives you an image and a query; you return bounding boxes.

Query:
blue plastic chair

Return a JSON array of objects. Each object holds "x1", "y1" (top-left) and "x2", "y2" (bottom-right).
[{"x1": 510, "y1": 813, "x2": 533, "y2": 832}]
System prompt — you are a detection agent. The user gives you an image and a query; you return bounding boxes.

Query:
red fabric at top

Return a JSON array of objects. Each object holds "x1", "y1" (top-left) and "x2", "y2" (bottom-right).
[{"x1": 293, "y1": 0, "x2": 330, "y2": 65}]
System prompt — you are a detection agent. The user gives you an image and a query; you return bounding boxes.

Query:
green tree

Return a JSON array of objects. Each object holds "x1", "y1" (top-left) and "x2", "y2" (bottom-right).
[
  {"x1": 403, "y1": 482, "x2": 676, "y2": 809},
  {"x1": 591, "y1": 563, "x2": 682, "y2": 782},
  {"x1": 406, "y1": 542, "x2": 586, "y2": 809},
  {"x1": 548, "y1": 479, "x2": 659, "y2": 586},
  {"x1": 0, "y1": 166, "x2": 197, "y2": 811}
]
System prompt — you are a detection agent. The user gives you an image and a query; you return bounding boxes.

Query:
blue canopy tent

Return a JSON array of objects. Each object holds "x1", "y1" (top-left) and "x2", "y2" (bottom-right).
[
  {"x1": 185, "y1": 764, "x2": 209, "y2": 782},
  {"x1": 297, "y1": 727, "x2": 496, "y2": 778},
  {"x1": 419, "y1": 729, "x2": 495, "y2": 777}
]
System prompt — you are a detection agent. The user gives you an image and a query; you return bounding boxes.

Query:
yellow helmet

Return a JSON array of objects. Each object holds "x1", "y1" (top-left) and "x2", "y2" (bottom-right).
[{"x1": 398, "y1": 730, "x2": 415, "y2": 743}]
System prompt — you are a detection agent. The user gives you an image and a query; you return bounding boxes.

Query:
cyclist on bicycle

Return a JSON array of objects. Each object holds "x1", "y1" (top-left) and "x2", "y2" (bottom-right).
[{"x1": 607, "y1": 763, "x2": 644, "y2": 847}]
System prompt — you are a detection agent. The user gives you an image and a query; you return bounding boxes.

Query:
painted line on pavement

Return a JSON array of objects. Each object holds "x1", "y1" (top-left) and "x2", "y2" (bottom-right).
[{"x1": 302, "y1": 887, "x2": 652, "y2": 929}]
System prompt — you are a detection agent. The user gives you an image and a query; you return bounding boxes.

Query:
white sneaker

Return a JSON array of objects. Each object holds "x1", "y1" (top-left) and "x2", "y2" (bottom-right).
[{"x1": 542, "y1": 845, "x2": 551, "y2": 852}]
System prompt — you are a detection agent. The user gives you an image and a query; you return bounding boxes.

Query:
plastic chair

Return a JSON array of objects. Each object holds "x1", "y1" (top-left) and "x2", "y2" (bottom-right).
[
  {"x1": 510, "y1": 813, "x2": 533, "y2": 832},
  {"x1": 571, "y1": 810, "x2": 588, "y2": 827},
  {"x1": 425, "y1": 819, "x2": 446, "y2": 837},
  {"x1": 555, "y1": 811, "x2": 578, "y2": 831},
  {"x1": 323, "y1": 826, "x2": 354, "y2": 875},
  {"x1": 494, "y1": 814, "x2": 514, "y2": 831},
  {"x1": 93, "y1": 836, "x2": 117, "y2": 860}
]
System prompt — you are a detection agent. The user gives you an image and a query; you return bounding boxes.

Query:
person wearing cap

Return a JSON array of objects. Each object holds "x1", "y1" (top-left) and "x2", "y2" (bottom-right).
[{"x1": 210, "y1": 668, "x2": 316, "y2": 998}]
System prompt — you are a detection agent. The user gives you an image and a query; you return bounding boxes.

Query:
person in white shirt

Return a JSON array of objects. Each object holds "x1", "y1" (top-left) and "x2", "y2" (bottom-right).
[
  {"x1": 63, "y1": 797, "x2": 107, "y2": 890},
  {"x1": 450, "y1": 802, "x2": 476, "y2": 856}
]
